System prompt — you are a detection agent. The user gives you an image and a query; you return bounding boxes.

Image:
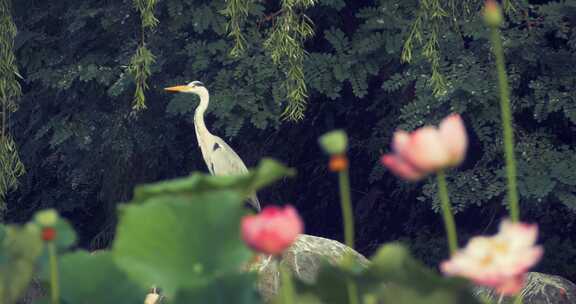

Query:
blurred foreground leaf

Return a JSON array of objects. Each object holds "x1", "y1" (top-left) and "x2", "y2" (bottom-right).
[
  {"x1": 60, "y1": 251, "x2": 145, "y2": 304},
  {"x1": 294, "y1": 243, "x2": 481, "y2": 304},
  {"x1": 113, "y1": 191, "x2": 252, "y2": 297},
  {"x1": 365, "y1": 243, "x2": 480, "y2": 304},
  {"x1": 0, "y1": 223, "x2": 43, "y2": 304},
  {"x1": 173, "y1": 273, "x2": 261, "y2": 304},
  {"x1": 131, "y1": 158, "x2": 295, "y2": 203}
]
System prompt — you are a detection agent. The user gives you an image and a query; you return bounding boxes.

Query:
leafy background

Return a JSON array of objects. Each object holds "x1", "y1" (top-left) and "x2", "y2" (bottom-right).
[{"x1": 4, "y1": 0, "x2": 576, "y2": 281}]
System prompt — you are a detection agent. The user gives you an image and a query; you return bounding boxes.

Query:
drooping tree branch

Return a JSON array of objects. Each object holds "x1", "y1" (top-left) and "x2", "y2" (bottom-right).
[
  {"x1": 0, "y1": 0, "x2": 25, "y2": 219},
  {"x1": 128, "y1": 0, "x2": 158, "y2": 111},
  {"x1": 225, "y1": 0, "x2": 317, "y2": 121}
]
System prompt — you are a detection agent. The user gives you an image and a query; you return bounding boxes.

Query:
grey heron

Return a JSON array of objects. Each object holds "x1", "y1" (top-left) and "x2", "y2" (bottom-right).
[{"x1": 164, "y1": 81, "x2": 261, "y2": 211}]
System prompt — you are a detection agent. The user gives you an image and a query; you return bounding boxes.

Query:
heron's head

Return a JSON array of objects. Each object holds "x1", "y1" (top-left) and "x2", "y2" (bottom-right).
[{"x1": 164, "y1": 81, "x2": 207, "y2": 95}]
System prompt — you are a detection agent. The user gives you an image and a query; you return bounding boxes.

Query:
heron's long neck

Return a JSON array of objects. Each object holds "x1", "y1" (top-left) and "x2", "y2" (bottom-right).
[{"x1": 193, "y1": 90, "x2": 213, "y2": 139}]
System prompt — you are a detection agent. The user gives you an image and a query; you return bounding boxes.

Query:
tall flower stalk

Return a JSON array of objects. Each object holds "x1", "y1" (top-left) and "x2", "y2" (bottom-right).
[
  {"x1": 40, "y1": 225, "x2": 60, "y2": 304},
  {"x1": 279, "y1": 261, "x2": 296, "y2": 304},
  {"x1": 335, "y1": 155, "x2": 355, "y2": 251},
  {"x1": 437, "y1": 170, "x2": 458, "y2": 255},
  {"x1": 36, "y1": 210, "x2": 60, "y2": 304},
  {"x1": 334, "y1": 156, "x2": 360, "y2": 304},
  {"x1": 47, "y1": 240, "x2": 60, "y2": 304},
  {"x1": 485, "y1": 1, "x2": 525, "y2": 302},
  {"x1": 319, "y1": 130, "x2": 359, "y2": 304},
  {"x1": 484, "y1": 0, "x2": 520, "y2": 223},
  {"x1": 381, "y1": 114, "x2": 467, "y2": 255}
]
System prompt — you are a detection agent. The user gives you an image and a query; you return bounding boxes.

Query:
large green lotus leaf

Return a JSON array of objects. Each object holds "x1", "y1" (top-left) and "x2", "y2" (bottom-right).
[
  {"x1": 112, "y1": 191, "x2": 252, "y2": 297},
  {"x1": 0, "y1": 223, "x2": 43, "y2": 304},
  {"x1": 59, "y1": 251, "x2": 145, "y2": 304},
  {"x1": 131, "y1": 158, "x2": 295, "y2": 203},
  {"x1": 172, "y1": 273, "x2": 261, "y2": 304},
  {"x1": 364, "y1": 243, "x2": 481, "y2": 304}
]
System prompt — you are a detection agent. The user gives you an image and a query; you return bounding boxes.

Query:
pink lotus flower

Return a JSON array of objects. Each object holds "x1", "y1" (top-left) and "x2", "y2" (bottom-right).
[
  {"x1": 241, "y1": 205, "x2": 303, "y2": 255},
  {"x1": 440, "y1": 220, "x2": 543, "y2": 295},
  {"x1": 381, "y1": 114, "x2": 468, "y2": 181}
]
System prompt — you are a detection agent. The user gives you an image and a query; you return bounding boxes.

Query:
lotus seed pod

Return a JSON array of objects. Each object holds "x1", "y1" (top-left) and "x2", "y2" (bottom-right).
[
  {"x1": 34, "y1": 209, "x2": 58, "y2": 227},
  {"x1": 319, "y1": 130, "x2": 348, "y2": 155}
]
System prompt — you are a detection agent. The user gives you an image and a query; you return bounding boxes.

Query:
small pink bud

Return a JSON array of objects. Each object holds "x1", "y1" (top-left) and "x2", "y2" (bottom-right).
[{"x1": 241, "y1": 205, "x2": 303, "y2": 255}]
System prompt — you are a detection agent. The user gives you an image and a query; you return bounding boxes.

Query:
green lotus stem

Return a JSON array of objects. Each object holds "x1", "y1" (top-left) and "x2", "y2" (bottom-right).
[
  {"x1": 362, "y1": 294, "x2": 378, "y2": 304},
  {"x1": 512, "y1": 294, "x2": 523, "y2": 304},
  {"x1": 279, "y1": 261, "x2": 295, "y2": 304},
  {"x1": 346, "y1": 280, "x2": 360, "y2": 304},
  {"x1": 337, "y1": 165, "x2": 359, "y2": 304},
  {"x1": 489, "y1": 25, "x2": 520, "y2": 222},
  {"x1": 437, "y1": 170, "x2": 458, "y2": 255},
  {"x1": 48, "y1": 242, "x2": 60, "y2": 304},
  {"x1": 338, "y1": 167, "x2": 355, "y2": 250}
]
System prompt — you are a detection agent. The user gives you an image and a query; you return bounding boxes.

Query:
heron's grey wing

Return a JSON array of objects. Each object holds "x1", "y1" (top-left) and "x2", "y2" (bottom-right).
[
  {"x1": 208, "y1": 137, "x2": 250, "y2": 176},
  {"x1": 209, "y1": 137, "x2": 261, "y2": 211}
]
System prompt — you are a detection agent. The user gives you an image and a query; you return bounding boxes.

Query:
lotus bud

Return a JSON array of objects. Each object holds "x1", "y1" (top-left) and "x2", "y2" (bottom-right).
[
  {"x1": 483, "y1": 0, "x2": 503, "y2": 27},
  {"x1": 34, "y1": 209, "x2": 58, "y2": 227},
  {"x1": 319, "y1": 130, "x2": 348, "y2": 155}
]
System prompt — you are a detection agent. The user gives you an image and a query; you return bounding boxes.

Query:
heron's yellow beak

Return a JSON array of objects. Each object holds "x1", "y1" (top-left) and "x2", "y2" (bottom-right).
[{"x1": 164, "y1": 85, "x2": 190, "y2": 93}]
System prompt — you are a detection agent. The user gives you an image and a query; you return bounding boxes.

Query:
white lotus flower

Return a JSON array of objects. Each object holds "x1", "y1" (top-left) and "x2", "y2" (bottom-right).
[{"x1": 441, "y1": 220, "x2": 543, "y2": 295}]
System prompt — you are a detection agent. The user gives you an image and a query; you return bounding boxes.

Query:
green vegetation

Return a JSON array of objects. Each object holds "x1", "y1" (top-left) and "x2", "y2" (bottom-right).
[{"x1": 0, "y1": 159, "x2": 484, "y2": 304}]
